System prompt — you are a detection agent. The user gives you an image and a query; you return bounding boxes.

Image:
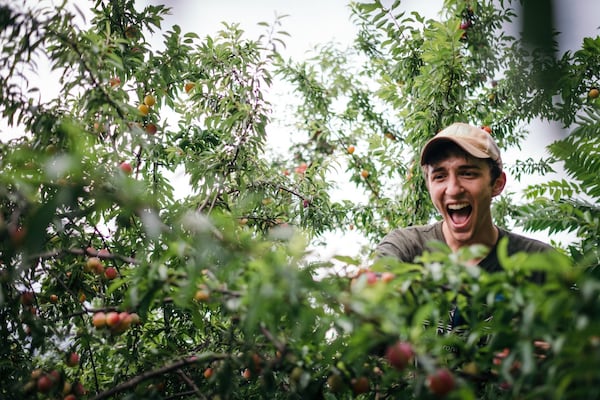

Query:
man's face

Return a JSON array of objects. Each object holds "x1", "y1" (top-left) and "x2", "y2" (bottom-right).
[{"x1": 425, "y1": 154, "x2": 506, "y2": 249}]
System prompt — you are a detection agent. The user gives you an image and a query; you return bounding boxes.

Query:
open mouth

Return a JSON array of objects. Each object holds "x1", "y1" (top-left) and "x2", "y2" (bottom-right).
[{"x1": 447, "y1": 203, "x2": 472, "y2": 226}]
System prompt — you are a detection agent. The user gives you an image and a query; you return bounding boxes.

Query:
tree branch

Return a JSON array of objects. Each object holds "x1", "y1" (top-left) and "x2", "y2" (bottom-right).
[{"x1": 88, "y1": 353, "x2": 227, "y2": 400}]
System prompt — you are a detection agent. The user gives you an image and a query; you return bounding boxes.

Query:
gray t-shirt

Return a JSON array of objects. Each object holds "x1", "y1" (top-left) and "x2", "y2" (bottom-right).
[{"x1": 376, "y1": 221, "x2": 553, "y2": 273}]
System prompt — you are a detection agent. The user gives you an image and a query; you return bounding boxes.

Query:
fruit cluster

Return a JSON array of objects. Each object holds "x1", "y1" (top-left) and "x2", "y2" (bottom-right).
[
  {"x1": 84, "y1": 253, "x2": 118, "y2": 280},
  {"x1": 385, "y1": 340, "x2": 456, "y2": 396},
  {"x1": 350, "y1": 269, "x2": 395, "y2": 287},
  {"x1": 92, "y1": 310, "x2": 140, "y2": 335},
  {"x1": 137, "y1": 94, "x2": 158, "y2": 135},
  {"x1": 23, "y1": 368, "x2": 86, "y2": 399}
]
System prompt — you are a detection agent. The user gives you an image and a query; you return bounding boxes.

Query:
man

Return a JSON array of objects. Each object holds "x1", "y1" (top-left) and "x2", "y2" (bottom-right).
[
  {"x1": 375, "y1": 122, "x2": 554, "y2": 363},
  {"x1": 376, "y1": 122, "x2": 553, "y2": 273}
]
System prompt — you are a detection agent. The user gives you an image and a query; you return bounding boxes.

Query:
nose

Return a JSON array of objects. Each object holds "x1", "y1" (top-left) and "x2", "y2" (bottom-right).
[{"x1": 445, "y1": 174, "x2": 463, "y2": 196}]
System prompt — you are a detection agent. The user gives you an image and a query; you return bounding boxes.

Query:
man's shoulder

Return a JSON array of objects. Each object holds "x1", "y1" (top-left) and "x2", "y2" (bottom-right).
[{"x1": 499, "y1": 228, "x2": 554, "y2": 254}]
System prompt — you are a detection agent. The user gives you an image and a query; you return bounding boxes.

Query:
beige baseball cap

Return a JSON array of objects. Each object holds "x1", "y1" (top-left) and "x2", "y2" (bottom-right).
[{"x1": 420, "y1": 122, "x2": 502, "y2": 169}]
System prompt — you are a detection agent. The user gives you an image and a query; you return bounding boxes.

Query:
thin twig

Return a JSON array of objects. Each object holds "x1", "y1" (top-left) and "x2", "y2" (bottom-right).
[{"x1": 176, "y1": 369, "x2": 205, "y2": 399}]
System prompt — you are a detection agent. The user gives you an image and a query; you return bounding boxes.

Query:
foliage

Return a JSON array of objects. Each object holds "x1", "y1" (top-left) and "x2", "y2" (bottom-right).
[
  {"x1": 517, "y1": 118, "x2": 600, "y2": 273},
  {"x1": 513, "y1": 36, "x2": 600, "y2": 273},
  {"x1": 0, "y1": 0, "x2": 599, "y2": 399}
]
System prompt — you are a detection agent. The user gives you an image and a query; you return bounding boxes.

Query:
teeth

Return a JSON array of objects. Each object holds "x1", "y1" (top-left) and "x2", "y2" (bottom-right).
[{"x1": 447, "y1": 203, "x2": 469, "y2": 210}]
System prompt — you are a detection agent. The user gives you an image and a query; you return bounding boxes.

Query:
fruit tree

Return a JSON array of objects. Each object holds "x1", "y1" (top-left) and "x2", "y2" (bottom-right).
[{"x1": 1, "y1": 0, "x2": 599, "y2": 399}]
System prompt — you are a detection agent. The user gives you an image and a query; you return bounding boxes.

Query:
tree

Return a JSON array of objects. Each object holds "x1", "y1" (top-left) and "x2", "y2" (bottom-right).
[{"x1": 1, "y1": 0, "x2": 599, "y2": 399}]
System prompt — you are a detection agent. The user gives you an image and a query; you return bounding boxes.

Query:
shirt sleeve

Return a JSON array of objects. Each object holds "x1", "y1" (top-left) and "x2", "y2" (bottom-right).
[{"x1": 375, "y1": 224, "x2": 442, "y2": 263}]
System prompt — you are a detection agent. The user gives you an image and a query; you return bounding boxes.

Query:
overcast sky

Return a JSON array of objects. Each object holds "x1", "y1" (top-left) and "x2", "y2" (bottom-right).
[{"x1": 145, "y1": 1, "x2": 600, "y2": 56}]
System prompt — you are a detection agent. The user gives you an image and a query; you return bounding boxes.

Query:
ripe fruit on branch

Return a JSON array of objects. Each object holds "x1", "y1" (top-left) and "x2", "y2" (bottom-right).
[
  {"x1": 129, "y1": 312, "x2": 141, "y2": 326},
  {"x1": 360, "y1": 169, "x2": 369, "y2": 178},
  {"x1": 203, "y1": 367, "x2": 213, "y2": 379},
  {"x1": 294, "y1": 162, "x2": 308, "y2": 174},
  {"x1": 143, "y1": 94, "x2": 156, "y2": 107},
  {"x1": 251, "y1": 353, "x2": 264, "y2": 372},
  {"x1": 194, "y1": 288, "x2": 210, "y2": 302},
  {"x1": 102, "y1": 311, "x2": 135, "y2": 335},
  {"x1": 184, "y1": 82, "x2": 196, "y2": 93},
  {"x1": 47, "y1": 369, "x2": 61, "y2": 387},
  {"x1": 20, "y1": 291, "x2": 35, "y2": 306},
  {"x1": 427, "y1": 368, "x2": 455, "y2": 396},
  {"x1": 144, "y1": 123, "x2": 157, "y2": 135},
  {"x1": 350, "y1": 269, "x2": 379, "y2": 288},
  {"x1": 72, "y1": 381, "x2": 86, "y2": 396},
  {"x1": 351, "y1": 376, "x2": 369, "y2": 395},
  {"x1": 481, "y1": 125, "x2": 492, "y2": 134},
  {"x1": 138, "y1": 103, "x2": 149, "y2": 116},
  {"x1": 242, "y1": 368, "x2": 252, "y2": 380},
  {"x1": 97, "y1": 248, "x2": 111, "y2": 257},
  {"x1": 86, "y1": 257, "x2": 104, "y2": 274},
  {"x1": 66, "y1": 352, "x2": 80, "y2": 367},
  {"x1": 347, "y1": 145, "x2": 355, "y2": 154},
  {"x1": 109, "y1": 77, "x2": 121, "y2": 87},
  {"x1": 493, "y1": 347, "x2": 510, "y2": 365},
  {"x1": 37, "y1": 374, "x2": 53, "y2": 393},
  {"x1": 381, "y1": 272, "x2": 394, "y2": 283},
  {"x1": 104, "y1": 267, "x2": 118, "y2": 280},
  {"x1": 119, "y1": 162, "x2": 133, "y2": 175},
  {"x1": 92, "y1": 312, "x2": 106, "y2": 328},
  {"x1": 385, "y1": 341, "x2": 414, "y2": 370},
  {"x1": 364, "y1": 270, "x2": 378, "y2": 284},
  {"x1": 105, "y1": 311, "x2": 120, "y2": 328},
  {"x1": 589, "y1": 88, "x2": 599, "y2": 99},
  {"x1": 118, "y1": 312, "x2": 132, "y2": 328}
]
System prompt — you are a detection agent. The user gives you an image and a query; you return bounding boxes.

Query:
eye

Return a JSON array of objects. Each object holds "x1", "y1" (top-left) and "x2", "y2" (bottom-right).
[{"x1": 461, "y1": 170, "x2": 477, "y2": 177}]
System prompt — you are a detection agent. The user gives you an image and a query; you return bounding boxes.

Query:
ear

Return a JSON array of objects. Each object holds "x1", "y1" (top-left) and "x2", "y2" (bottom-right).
[
  {"x1": 492, "y1": 171, "x2": 506, "y2": 197},
  {"x1": 421, "y1": 166, "x2": 431, "y2": 190}
]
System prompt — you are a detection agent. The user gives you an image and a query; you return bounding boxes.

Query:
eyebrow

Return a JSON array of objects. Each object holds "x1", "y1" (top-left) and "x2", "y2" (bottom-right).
[{"x1": 429, "y1": 163, "x2": 483, "y2": 174}]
